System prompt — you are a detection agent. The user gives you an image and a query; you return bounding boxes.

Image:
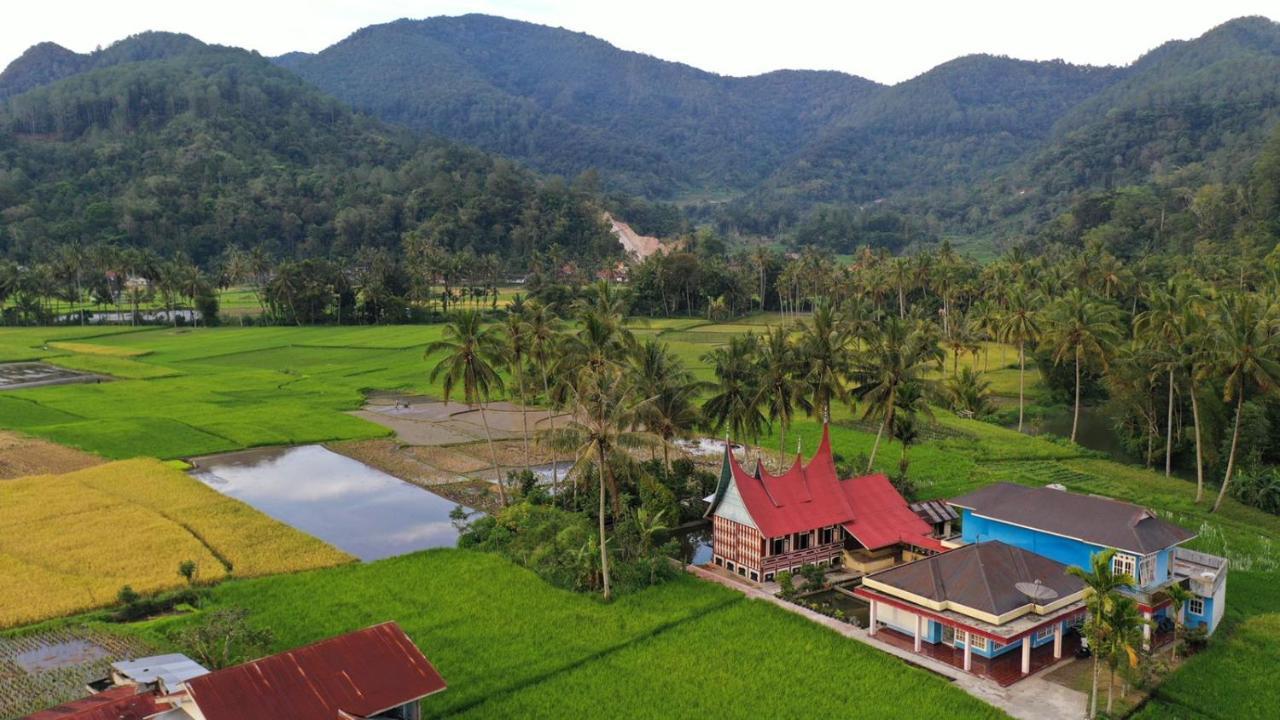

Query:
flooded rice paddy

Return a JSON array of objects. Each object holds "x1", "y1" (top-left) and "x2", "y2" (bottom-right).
[
  {"x1": 0, "y1": 362, "x2": 103, "y2": 390},
  {"x1": 190, "y1": 444, "x2": 478, "y2": 561}
]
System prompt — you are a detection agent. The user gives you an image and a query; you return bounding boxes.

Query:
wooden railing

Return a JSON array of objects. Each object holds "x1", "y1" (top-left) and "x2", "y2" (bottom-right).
[{"x1": 761, "y1": 542, "x2": 844, "y2": 572}]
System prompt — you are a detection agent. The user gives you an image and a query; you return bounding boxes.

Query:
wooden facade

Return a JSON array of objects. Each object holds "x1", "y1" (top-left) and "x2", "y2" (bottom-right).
[{"x1": 712, "y1": 515, "x2": 844, "y2": 581}]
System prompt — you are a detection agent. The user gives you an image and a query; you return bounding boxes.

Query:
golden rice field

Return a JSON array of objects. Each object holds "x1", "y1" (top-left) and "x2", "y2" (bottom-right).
[{"x1": 0, "y1": 459, "x2": 353, "y2": 628}]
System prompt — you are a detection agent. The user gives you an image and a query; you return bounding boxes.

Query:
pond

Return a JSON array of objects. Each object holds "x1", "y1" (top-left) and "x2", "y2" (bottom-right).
[
  {"x1": 804, "y1": 586, "x2": 871, "y2": 627},
  {"x1": 0, "y1": 362, "x2": 103, "y2": 390},
  {"x1": 663, "y1": 521, "x2": 713, "y2": 565},
  {"x1": 190, "y1": 445, "x2": 477, "y2": 561}
]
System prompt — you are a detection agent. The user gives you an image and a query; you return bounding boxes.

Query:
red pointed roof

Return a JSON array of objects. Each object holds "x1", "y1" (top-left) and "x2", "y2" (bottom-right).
[{"x1": 714, "y1": 426, "x2": 943, "y2": 552}]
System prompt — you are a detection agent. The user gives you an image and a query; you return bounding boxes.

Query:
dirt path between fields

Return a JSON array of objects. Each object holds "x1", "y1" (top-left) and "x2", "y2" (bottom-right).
[{"x1": 0, "y1": 431, "x2": 104, "y2": 480}]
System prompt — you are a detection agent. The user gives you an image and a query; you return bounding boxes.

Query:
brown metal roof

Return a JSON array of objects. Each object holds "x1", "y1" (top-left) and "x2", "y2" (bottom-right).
[
  {"x1": 183, "y1": 621, "x2": 446, "y2": 720},
  {"x1": 866, "y1": 541, "x2": 1085, "y2": 616},
  {"x1": 949, "y1": 482, "x2": 1194, "y2": 555},
  {"x1": 23, "y1": 685, "x2": 168, "y2": 720}
]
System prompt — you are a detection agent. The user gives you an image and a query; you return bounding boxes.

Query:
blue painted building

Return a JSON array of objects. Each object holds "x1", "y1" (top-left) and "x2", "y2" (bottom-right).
[{"x1": 949, "y1": 483, "x2": 1228, "y2": 639}]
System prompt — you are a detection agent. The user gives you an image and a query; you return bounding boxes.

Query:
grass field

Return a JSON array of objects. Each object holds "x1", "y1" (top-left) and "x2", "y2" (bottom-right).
[
  {"x1": 0, "y1": 459, "x2": 352, "y2": 628},
  {"x1": 111, "y1": 550, "x2": 1008, "y2": 720}
]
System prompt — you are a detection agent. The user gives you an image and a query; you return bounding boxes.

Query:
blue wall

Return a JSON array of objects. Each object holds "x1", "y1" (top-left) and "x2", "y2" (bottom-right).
[
  {"x1": 922, "y1": 619, "x2": 1067, "y2": 659},
  {"x1": 960, "y1": 510, "x2": 1175, "y2": 592},
  {"x1": 1185, "y1": 595, "x2": 1214, "y2": 630}
]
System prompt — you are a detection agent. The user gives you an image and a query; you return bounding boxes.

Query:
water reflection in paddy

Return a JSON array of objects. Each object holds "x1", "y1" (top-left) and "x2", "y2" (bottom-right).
[{"x1": 191, "y1": 445, "x2": 477, "y2": 561}]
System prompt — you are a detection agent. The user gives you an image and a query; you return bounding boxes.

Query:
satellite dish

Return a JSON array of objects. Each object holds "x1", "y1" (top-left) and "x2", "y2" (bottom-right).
[{"x1": 1015, "y1": 580, "x2": 1059, "y2": 602}]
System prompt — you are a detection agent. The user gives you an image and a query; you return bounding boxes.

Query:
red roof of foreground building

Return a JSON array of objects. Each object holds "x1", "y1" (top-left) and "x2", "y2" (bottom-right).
[
  {"x1": 712, "y1": 426, "x2": 944, "y2": 552},
  {"x1": 23, "y1": 685, "x2": 168, "y2": 720},
  {"x1": 182, "y1": 622, "x2": 446, "y2": 720}
]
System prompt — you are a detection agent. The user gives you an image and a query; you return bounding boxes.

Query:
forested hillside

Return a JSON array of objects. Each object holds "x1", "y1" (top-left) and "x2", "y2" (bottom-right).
[
  {"x1": 277, "y1": 15, "x2": 881, "y2": 197},
  {"x1": 0, "y1": 36, "x2": 618, "y2": 266},
  {"x1": 4, "y1": 15, "x2": 1280, "y2": 255},
  {"x1": 273, "y1": 14, "x2": 1280, "y2": 248}
]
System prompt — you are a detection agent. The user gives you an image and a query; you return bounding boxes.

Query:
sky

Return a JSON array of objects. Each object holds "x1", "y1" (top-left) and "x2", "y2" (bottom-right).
[{"x1": 2, "y1": 1, "x2": 1277, "y2": 84}]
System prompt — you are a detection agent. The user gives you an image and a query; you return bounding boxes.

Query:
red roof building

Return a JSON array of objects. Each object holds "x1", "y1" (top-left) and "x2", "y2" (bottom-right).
[
  {"x1": 705, "y1": 426, "x2": 944, "y2": 582},
  {"x1": 24, "y1": 686, "x2": 170, "y2": 720},
  {"x1": 24, "y1": 623, "x2": 445, "y2": 720}
]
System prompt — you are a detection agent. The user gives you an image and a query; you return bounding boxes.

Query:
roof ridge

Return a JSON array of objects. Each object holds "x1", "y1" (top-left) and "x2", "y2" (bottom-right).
[{"x1": 976, "y1": 543, "x2": 998, "y2": 612}]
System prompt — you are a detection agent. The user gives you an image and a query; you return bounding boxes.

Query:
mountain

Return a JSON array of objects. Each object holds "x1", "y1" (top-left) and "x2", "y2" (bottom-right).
[
  {"x1": 276, "y1": 15, "x2": 882, "y2": 197},
  {"x1": 0, "y1": 36, "x2": 618, "y2": 265},
  {"x1": 0, "y1": 32, "x2": 207, "y2": 99},
  {"x1": 4, "y1": 15, "x2": 1280, "y2": 252}
]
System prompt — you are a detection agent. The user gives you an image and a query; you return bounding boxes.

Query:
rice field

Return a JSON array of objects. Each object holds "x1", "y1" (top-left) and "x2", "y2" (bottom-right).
[
  {"x1": 0, "y1": 628, "x2": 156, "y2": 719},
  {"x1": 116, "y1": 550, "x2": 1008, "y2": 720},
  {"x1": 0, "y1": 459, "x2": 353, "y2": 628}
]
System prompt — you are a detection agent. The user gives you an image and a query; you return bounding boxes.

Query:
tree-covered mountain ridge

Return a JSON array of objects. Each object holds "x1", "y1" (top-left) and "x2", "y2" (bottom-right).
[
  {"x1": 0, "y1": 39, "x2": 620, "y2": 267},
  {"x1": 4, "y1": 14, "x2": 1280, "y2": 249}
]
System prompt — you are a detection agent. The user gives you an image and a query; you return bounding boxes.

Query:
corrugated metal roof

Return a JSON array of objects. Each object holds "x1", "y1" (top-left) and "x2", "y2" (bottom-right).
[
  {"x1": 23, "y1": 685, "x2": 168, "y2": 720},
  {"x1": 949, "y1": 482, "x2": 1195, "y2": 554},
  {"x1": 112, "y1": 654, "x2": 209, "y2": 690},
  {"x1": 182, "y1": 621, "x2": 446, "y2": 720},
  {"x1": 710, "y1": 426, "x2": 940, "y2": 551},
  {"x1": 866, "y1": 541, "x2": 1086, "y2": 616},
  {"x1": 910, "y1": 499, "x2": 959, "y2": 525}
]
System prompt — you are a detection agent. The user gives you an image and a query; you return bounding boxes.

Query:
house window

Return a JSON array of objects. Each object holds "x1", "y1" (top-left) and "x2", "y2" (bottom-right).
[
  {"x1": 1112, "y1": 553, "x2": 1137, "y2": 581},
  {"x1": 1035, "y1": 625, "x2": 1056, "y2": 642},
  {"x1": 714, "y1": 557, "x2": 723, "y2": 567},
  {"x1": 794, "y1": 532, "x2": 811, "y2": 550},
  {"x1": 1139, "y1": 556, "x2": 1155, "y2": 586},
  {"x1": 968, "y1": 635, "x2": 987, "y2": 651},
  {"x1": 764, "y1": 572, "x2": 774, "y2": 582},
  {"x1": 737, "y1": 566, "x2": 746, "y2": 577},
  {"x1": 1188, "y1": 598, "x2": 1205, "y2": 616},
  {"x1": 726, "y1": 561, "x2": 735, "y2": 572},
  {"x1": 820, "y1": 527, "x2": 835, "y2": 545},
  {"x1": 771, "y1": 537, "x2": 787, "y2": 555},
  {"x1": 749, "y1": 571, "x2": 759, "y2": 581}
]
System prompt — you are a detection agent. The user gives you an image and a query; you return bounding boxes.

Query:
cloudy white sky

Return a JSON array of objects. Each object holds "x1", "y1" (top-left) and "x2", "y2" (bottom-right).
[{"x1": 2, "y1": 1, "x2": 1276, "y2": 84}]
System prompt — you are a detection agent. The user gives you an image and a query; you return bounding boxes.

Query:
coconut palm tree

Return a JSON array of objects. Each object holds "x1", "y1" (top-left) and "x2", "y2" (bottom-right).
[
  {"x1": 426, "y1": 310, "x2": 509, "y2": 507},
  {"x1": 545, "y1": 365, "x2": 654, "y2": 601},
  {"x1": 944, "y1": 367, "x2": 993, "y2": 417},
  {"x1": 523, "y1": 300, "x2": 565, "y2": 492},
  {"x1": 755, "y1": 325, "x2": 811, "y2": 469},
  {"x1": 500, "y1": 309, "x2": 533, "y2": 472},
  {"x1": 889, "y1": 256, "x2": 913, "y2": 319},
  {"x1": 852, "y1": 316, "x2": 944, "y2": 471},
  {"x1": 794, "y1": 301, "x2": 853, "y2": 422},
  {"x1": 1068, "y1": 548, "x2": 1135, "y2": 720},
  {"x1": 702, "y1": 334, "x2": 766, "y2": 445},
  {"x1": 1166, "y1": 583, "x2": 1194, "y2": 661},
  {"x1": 630, "y1": 339, "x2": 703, "y2": 472},
  {"x1": 998, "y1": 284, "x2": 1042, "y2": 432},
  {"x1": 1100, "y1": 595, "x2": 1147, "y2": 715},
  {"x1": 1135, "y1": 280, "x2": 1205, "y2": 478},
  {"x1": 1209, "y1": 293, "x2": 1280, "y2": 513},
  {"x1": 1042, "y1": 289, "x2": 1124, "y2": 444}
]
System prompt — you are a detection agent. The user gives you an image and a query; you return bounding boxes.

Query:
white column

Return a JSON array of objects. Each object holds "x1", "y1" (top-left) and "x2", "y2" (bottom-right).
[
  {"x1": 1142, "y1": 610, "x2": 1152, "y2": 650},
  {"x1": 868, "y1": 600, "x2": 877, "y2": 636},
  {"x1": 914, "y1": 614, "x2": 923, "y2": 652},
  {"x1": 962, "y1": 631, "x2": 973, "y2": 672},
  {"x1": 1053, "y1": 622, "x2": 1063, "y2": 660},
  {"x1": 1021, "y1": 637, "x2": 1032, "y2": 675}
]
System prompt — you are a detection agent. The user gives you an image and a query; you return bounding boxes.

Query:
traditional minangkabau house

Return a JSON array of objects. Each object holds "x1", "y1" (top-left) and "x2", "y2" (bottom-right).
[
  {"x1": 704, "y1": 426, "x2": 945, "y2": 583},
  {"x1": 24, "y1": 622, "x2": 446, "y2": 720}
]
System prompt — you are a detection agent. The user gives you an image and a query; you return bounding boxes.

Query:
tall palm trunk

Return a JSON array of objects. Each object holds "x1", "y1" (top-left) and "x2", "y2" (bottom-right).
[
  {"x1": 1165, "y1": 368, "x2": 1175, "y2": 477},
  {"x1": 596, "y1": 443, "x2": 612, "y2": 601},
  {"x1": 1212, "y1": 392, "x2": 1245, "y2": 513},
  {"x1": 516, "y1": 364, "x2": 530, "y2": 472},
  {"x1": 898, "y1": 284, "x2": 906, "y2": 318},
  {"x1": 778, "y1": 424, "x2": 787, "y2": 473},
  {"x1": 540, "y1": 361, "x2": 558, "y2": 496},
  {"x1": 1089, "y1": 655, "x2": 1100, "y2": 719},
  {"x1": 1107, "y1": 667, "x2": 1115, "y2": 714},
  {"x1": 1017, "y1": 341, "x2": 1026, "y2": 433},
  {"x1": 478, "y1": 402, "x2": 508, "y2": 507},
  {"x1": 1071, "y1": 345, "x2": 1082, "y2": 444},
  {"x1": 867, "y1": 398, "x2": 893, "y2": 472},
  {"x1": 1190, "y1": 380, "x2": 1205, "y2": 503}
]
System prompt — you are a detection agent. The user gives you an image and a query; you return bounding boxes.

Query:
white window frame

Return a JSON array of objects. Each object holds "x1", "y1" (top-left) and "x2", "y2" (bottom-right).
[
  {"x1": 1112, "y1": 553, "x2": 1137, "y2": 581},
  {"x1": 1139, "y1": 554, "x2": 1155, "y2": 586},
  {"x1": 968, "y1": 635, "x2": 988, "y2": 651},
  {"x1": 1188, "y1": 598, "x2": 1205, "y2": 616},
  {"x1": 1035, "y1": 625, "x2": 1055, "y2": 642}
]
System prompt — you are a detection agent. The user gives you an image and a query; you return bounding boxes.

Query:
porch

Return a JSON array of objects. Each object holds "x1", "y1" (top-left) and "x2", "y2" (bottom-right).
[{"x1": 872, "y1": 626, "x2": 1082, "y2": 687}]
